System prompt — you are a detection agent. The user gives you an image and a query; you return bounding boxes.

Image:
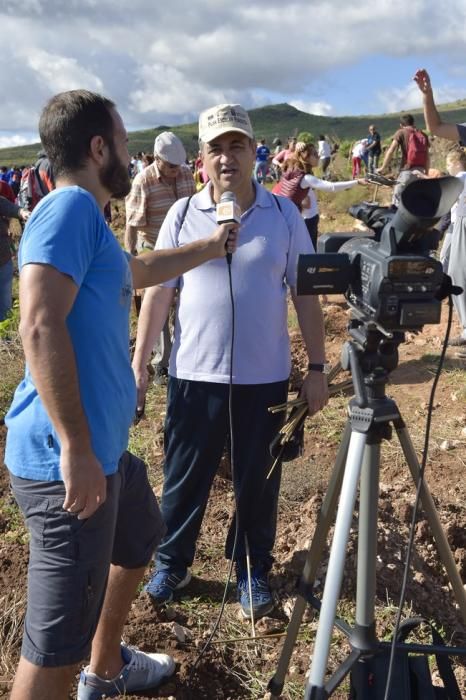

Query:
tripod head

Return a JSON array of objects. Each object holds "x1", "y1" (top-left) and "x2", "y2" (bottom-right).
[{"x1": 341, "y1": 315, "x2": 405, "y2": 409}]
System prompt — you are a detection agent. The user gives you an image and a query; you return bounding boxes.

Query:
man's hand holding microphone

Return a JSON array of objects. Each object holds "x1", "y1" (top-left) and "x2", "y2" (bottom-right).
[{"x1": 209, "y1": 221, "x2": 239, "y2": 260}]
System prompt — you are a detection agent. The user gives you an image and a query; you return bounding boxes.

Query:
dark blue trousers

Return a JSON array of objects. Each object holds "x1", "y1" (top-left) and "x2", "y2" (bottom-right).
[{"x1": 155, "y1": 377, "x2": 288, "y2": 572}]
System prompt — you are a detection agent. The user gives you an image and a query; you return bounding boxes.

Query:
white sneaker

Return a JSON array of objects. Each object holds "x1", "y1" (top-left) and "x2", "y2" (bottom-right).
[{"x1": 77, "y1": 644, "x2": 175, "y2": 699}]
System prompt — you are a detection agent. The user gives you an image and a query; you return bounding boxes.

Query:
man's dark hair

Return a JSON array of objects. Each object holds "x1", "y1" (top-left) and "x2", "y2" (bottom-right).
[
  {"x1": 400, "y1": 114, "x2": 415, "y2": 127},
  {"x1": 319, "y1": 134, "x2": 325, "y2": 141},
  {"x1": 39, "y1": 90, "x2": 116, "y2": 178}
]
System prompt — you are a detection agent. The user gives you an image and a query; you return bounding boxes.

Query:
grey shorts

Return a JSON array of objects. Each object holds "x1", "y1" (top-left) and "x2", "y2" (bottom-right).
[
  {"x1": 393, "y1": 168, "x2": 425, "y2": 207},
  {"x1": 10, "y1": 451, "x2": 165, "y2": 668}
]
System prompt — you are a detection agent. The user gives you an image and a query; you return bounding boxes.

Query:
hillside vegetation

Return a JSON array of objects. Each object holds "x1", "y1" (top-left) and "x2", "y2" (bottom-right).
[{"x1": 1, "y1": 99, "x2": 466, "y2": 166}]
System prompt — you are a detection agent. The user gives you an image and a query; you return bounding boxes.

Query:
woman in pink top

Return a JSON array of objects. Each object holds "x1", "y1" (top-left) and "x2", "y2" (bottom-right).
[{"x1": 272, "y1": 137, "x2": 297, "y2": 174}]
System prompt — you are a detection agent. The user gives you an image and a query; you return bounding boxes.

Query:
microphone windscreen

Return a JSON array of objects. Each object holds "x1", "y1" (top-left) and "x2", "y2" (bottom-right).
[{"x1": 216, "y1": 191, "x2": 241, "y2": 225}]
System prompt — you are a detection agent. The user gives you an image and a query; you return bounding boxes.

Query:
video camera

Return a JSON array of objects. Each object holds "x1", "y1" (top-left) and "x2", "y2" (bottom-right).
[{"x1": 297, "y1": 177, "x2": 463, "y2": 331}]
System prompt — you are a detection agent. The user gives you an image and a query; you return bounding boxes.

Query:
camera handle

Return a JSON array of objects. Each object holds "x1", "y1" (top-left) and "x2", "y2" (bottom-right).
[{"x1": 268, "y1": 333, "x2": 466, "y2": 699}]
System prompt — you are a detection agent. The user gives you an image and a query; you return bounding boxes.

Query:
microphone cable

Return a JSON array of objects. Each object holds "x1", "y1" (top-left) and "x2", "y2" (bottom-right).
[
  {"x1": 187, "y1": 251, "x2": 241, "y2": 688},
  {"x1": 383, "y1": 294, "x2": 454, "y2": 700}
]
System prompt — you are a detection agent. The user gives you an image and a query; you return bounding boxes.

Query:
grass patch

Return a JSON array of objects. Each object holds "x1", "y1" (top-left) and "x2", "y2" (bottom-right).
[
  {"x1": 0, "y1": 500, "x2": 27, "y2": 544},
  {"x1": 0, "y1": 589, "x2": 25, "y2": 682},
  {"x1": 0, "y1": 329, "x2": 24, "y2": 420},
  {"x1": 319, "y1": 184, "x2": 373, "y2": 218},
  {"x1": 0, "y1": 264, "x2": 24, "y2": 418},
  {"x1": 288, "y1": 303, "x2": 299, "y2": 332}
]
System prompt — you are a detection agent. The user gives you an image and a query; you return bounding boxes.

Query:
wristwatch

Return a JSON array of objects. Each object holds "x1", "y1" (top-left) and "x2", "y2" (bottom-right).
[{"x1": 307, "y1": 362, "x2": 331, "y2": 374}]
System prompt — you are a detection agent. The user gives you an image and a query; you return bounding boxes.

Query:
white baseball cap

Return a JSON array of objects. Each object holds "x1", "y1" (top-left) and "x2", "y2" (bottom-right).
[
  {"x1": 153, "y1": 131, "x2": 186, "y2": 165},
  {"x1": 198, "y1": 104, "x2": 254, "y2": 143}
]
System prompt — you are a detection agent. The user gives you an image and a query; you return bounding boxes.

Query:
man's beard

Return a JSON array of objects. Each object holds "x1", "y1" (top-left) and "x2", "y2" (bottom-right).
[{"x1": 99, "y1": 142, "x2": 131, "y2": 199}]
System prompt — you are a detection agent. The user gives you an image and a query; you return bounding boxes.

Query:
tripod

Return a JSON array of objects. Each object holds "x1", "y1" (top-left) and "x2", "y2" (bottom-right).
[{"x1": 269, "y1": 322, "x2": 466, "y2": 699}]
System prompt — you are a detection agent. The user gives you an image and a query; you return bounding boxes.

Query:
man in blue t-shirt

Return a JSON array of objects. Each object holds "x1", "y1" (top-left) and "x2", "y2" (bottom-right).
[
  {"x1": 254, "y1": 137, "x2": 270, "y2": 184},
  {"x1": 4, "y1": 89, "x2": 237, "y2": 700}
]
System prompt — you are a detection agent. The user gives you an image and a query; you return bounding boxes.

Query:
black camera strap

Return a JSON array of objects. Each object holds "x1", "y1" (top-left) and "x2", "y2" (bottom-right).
[{"x1": 395, "y1": 617, "x2": 462, "y2": 700}]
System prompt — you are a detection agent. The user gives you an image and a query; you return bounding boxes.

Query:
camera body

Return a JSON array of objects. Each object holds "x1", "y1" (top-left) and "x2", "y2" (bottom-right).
[{"x1": 297, "y1": 177, "x2": 463, "y2": 332}]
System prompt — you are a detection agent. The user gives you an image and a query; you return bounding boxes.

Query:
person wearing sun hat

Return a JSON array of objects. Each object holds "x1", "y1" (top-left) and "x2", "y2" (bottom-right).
[
  {"x1": 125, "y1": 131, "x2": 195, "y2": 253},
  {"x1": 132, "y1": 102, "x2": 329, "y2": 620},
  {"x1": 125, "y1": 131, "x2": 195, "y2": 383}
]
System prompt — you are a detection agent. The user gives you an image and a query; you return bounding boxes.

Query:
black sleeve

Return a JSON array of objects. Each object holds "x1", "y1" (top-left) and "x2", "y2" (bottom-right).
[
  {"x1": 0, "y1": 195, "x2": 20, "y2": 219},
  {"x1": 437, "y1": 211, "x2": 451, "y2": 235},
  {"x1": 457, "y1": 124, "x2": 466, "y2": 146}
]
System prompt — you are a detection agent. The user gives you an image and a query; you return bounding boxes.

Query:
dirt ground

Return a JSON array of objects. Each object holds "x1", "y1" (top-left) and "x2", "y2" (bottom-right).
[{"x1": 1, "y1": 189, "x2": 466, "y2": 698}]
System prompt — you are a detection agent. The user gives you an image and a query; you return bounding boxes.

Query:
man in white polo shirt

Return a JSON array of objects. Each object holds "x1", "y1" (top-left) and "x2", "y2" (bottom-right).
[{"x1": 131, "y1": 103, "x2": 328, "y2": 619}]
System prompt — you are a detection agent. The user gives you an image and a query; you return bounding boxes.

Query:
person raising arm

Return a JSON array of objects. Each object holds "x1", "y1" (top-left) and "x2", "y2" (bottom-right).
[{"x1": 414, "y1": 69, "x2": 466, "y2": 143}]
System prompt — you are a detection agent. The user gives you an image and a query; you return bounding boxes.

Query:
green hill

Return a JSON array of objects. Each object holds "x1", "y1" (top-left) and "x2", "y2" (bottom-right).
[{"x1": 1, "y1": 100, "x2": 466, "y2": 166}]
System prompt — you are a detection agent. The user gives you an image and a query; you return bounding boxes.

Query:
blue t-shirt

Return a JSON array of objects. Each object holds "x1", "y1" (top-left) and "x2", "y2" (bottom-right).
[
  {"x1": 5, "y1": 187, "x2": 136, "y2": 481},
  {"x1": 256, "y1": 145, "x2": 270, "y2": 162}
]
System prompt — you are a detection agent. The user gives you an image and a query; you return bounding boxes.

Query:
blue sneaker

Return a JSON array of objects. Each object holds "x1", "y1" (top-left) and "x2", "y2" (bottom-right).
[
  {"x1": 77, "y1": 644, "x2": 175, "y2": 700},
  {"x1": 144, "y1": 568, "x2": 191, "y2": 604},
  {"x1": 236, "y1": 564, "x2": 274, "y2": 619}
]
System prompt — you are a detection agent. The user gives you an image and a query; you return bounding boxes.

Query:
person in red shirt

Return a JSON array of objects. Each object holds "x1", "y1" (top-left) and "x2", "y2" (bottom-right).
[
  {"x1": 0, "y1": 179, "x2": 16, "y2": 203},
  {"x1": 0, "y1": 191, "x2": 30, "y2": 320},
  {"x1": 378, "y1": 114, "x2": 429, "y2": 206}
]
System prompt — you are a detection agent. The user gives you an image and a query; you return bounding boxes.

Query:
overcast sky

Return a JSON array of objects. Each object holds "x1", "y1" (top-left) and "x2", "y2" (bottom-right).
[{"x1": 1, "y1": 0, "x2": 466, "y2": 148}]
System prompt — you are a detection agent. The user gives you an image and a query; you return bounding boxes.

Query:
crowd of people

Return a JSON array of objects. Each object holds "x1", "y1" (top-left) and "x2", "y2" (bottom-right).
[
  {"x1": 1, "y1": 68, "x2": 466, "y2": 700},
  {"x1": 0, "y1": 165, "x2": 23, "y2": 195},
  {"x1": 0, "y1": 154, "x2": 56, "y2": 321}
]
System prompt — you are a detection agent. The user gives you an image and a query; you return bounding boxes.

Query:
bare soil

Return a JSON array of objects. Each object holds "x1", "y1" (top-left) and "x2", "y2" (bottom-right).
[{"x1": 1, "y1": 191, "x2": 465, "y2": 699}]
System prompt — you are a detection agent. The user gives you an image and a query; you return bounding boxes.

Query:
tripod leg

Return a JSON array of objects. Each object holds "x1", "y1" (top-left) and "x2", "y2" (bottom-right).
[
  {"x1": 306, "y1": 430, "x2": 367, "y2": 696},
  {"x1": 396, "y1": 423, "x2": 466, "y2": 623},
  {"x1": 268, "y1": 422, "x2": 352, "y2": 697},
  {"x1": 352, "y1": 441, "x2": 380, "y2": 651}
]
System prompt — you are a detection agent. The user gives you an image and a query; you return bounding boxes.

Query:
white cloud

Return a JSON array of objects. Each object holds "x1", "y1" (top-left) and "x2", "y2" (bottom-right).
[
  {"x1": 0, "y1": 133, "x2": 38, "y2": 149},
  {"x1": 25, "y1": 49, "x2": 104, "y2": 95},
  {"x1": 290, "y1": 100, "x2": 334, "y2": 116},
  {"x1": 377, "y1": 81, "x2": 466, "y2": 115},
  {"x1": 129, "y1": 64, "x2": 238, "y2": 116},
  {"x1": 0, "y1": 1, "x2": 465, "y2": 139}
]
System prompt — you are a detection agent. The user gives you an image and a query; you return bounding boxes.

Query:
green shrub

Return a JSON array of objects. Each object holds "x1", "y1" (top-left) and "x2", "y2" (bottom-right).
[
  {"x1": 0, "y1": 301, "x2": 20, "y2": 340},
  {"x1": 297, "y1": 131, "x2": 314, "y2": 144},
  {"x1": 0, "y1": 302, "x2": 23, "y2": 417},
  {"x1": 339, "y1": 140, "x2": 352, "y2": 159}
]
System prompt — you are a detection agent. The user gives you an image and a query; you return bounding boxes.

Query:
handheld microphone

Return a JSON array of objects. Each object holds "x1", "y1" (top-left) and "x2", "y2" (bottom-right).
[{"x1": 216, "y1": 191, "x2": 241, "y2": 264}]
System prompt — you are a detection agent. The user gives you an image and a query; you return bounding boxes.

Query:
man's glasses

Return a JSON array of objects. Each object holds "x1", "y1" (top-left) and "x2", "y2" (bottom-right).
[{"x1": 157, "y1": 157, "x2": 180, "y2": 170}]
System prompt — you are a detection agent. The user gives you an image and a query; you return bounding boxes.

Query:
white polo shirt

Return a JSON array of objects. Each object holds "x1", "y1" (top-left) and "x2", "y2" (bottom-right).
[
  {"x1": 451, "y1": 171, "x2": 466, "y2": 224},
  {"x1": 155, "y1": 183, "x2": 314, "y2": 384}
]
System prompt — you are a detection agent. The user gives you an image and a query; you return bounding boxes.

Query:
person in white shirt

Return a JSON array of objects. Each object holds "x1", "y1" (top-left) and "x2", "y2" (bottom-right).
[
  {"x1": 292, "y1": 142, "x2": 365, "y2": 249},
  {"x1": 351, "y1": 140, "x2": 368, "y2": 178},
  {"x1": 439, "y1": 148, "x2": 466, "y2": 346},
  {"x1": 414, "y1": 67, "x2": 466, "y2": 347},
  {"x1": 317, "y1": 135, "x2": 332, "y2": 178}
]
